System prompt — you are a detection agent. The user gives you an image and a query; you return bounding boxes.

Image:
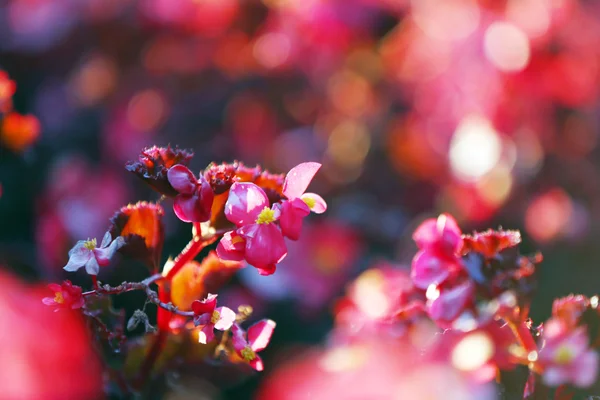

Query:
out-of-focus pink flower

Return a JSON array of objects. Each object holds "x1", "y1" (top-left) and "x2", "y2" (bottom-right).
[
  {"x1": 278, "y1": 162, "x2": 327, "y2": 240},
  {"x1": 63, "y1": 231, "x2": 125, "y2": 275},
  {"x1": 538, "y1": 318, "x2": 598, "y2": 387},
  {"x1": 411, "y1": 249, "x2": 461, "y2": 289},
  {"x1": 411, "y1": 214, "x2": 463, "y2": 289},
  {"x1": 0, "y1": 270, "x2": 103, "y2": 399},
  {"x1": 231, "y1": 319, "x2": 276, "y2": 371},
  {"x1": 167, "y1": 164, "x2": 214, "y2": 223},
  {"x1": 413, "y1": 213, "x2": 462, "y2": 255},
  {"x1": 217, "y1": 182, "x2": 287, "y2": 275},
  {"x1": 551, "y1": 294, "x2": 589, "y2": 329},
  {"x1": 191, "y1": 294, "x2": 236, "y2": 344},
  {"x1": 333, "y1": 266, "x2": 425, "y2": 340},
  {"x1": 42, "y1": 280, "x2": 84, "y2": 311},
  {"x1": 427, "y1": 280, "x2": 475, "y2": 328}
]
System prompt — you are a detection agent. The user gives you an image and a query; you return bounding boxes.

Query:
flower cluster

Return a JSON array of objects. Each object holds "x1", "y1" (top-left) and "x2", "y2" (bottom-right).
[
  {"x1": 264, "y1": 213, "x2": 600, "y2": 399},
  {"x1": 40, "y1": 145, "x2": 327, "y2": 398}
]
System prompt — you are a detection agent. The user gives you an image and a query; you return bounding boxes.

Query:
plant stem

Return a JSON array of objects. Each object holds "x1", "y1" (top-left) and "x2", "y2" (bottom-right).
[{"x1": 163, "y1": 222, "x2": 217, "y2": 280}]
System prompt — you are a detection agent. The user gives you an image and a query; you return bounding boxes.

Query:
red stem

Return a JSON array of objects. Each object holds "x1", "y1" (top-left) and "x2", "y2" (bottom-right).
[
  {"x1": 164, "y1": 222, "x2": 215, "y2": 280},
  {"x1": 508, "y1": 319, "x2": 538, "y2": 354}
]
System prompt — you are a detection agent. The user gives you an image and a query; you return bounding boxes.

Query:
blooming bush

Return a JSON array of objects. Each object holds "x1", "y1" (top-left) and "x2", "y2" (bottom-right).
[
  {"x1": 36, "y1": 146, "x2": 326, "y2": 397},
  {"x1": 3, "y1": 0, "x2": 600, "y2": 398}
]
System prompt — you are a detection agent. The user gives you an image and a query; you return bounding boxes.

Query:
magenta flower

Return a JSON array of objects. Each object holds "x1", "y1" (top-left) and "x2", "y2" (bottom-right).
[
  {"x1": 427, "y1": 280, "x2": 475, "y2": 328},
  {"x1": 538, "y1": 319, "x2": 598, "y2": 388},
  {"x1": 217, "y1": 182, "x2": 287, "y2": 275},
  {"x1": 42, "y1": 280, "x2": 85, "y2": 311},
  {"x1": 412, "y1": 213, "x2": 462, "y2": 255},
  {"x1": 411, "y1": 214, "x2": 464, "y2": 290},
  {"x1": 167, "y1": 164, "x2": 214, "y2": 223},
  {"x1": 278, "y1": 162, "x2": 327, "y2": 240},
  {"x1": 191, "y1": 294, "x2": 236, "y2": 344},
  {"x1": 411, "y1": 249, "x2": 461, "y2": 289},
  {"x1": 231, "y1": 319, "x2": 276, "y2": 371},
  {"x1": 63, "y1": 232, "x2": 125, "y2": 275}
]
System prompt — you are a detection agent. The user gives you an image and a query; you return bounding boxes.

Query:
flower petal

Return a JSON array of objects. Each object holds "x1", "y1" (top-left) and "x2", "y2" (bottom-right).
[
  {"x1": 410, "y1": 250, "x2": 454, "y2": 289},
  {"x1": 216, "y1": 231, "x2": 246, "y2": 261},
  {"x1": 48, "y1": 283, "x2": 62, "y2": 292},
  {"x1": 94, "y1": 236, "x2": 124, "y2": 266},
  {"x1": 244, "y1": 224, "x2": 287, "y2": 272},
  {"x1": 42, "y1": 297, "x2": 56, "y2": 306},
  {"x1": 214, "y1": 306, "x2": 236, "y2": 331},
  {"x1": 100, "y1": 231, "x2": 112, "y2": 247},
  {"x1": 172, "y1": 194, "x2": 199, "y2": 223},
  {"x1": 167, "y1": 165, "x2": 197, "y2": 194},
  {"x1": 64, "y1": 243, "x2": 93, "y2": 272},
  {"x1": 573, "y1": 350, "x2": 598, "y2": 387},
  {"x1": 248, "y1": 319, "x2": 276, "y2": 352},
  {"x1": 192, "y1": 293, "x2": 218, "y2": 316},
  {"x1": 249, "y1": 355, "x2": 264, "y2": 371},
  {"x1": 428, "y1": 280, "x2": 474, "y2": 326},
  {"x1": 282, "y1": 162, "x2": 321, "y2": 199},
  {"x1": 301, "y1": 193, "x2": 327, "y2": 214},
  {"x1": 413, "y1": 214, "x2": 462, "y2": 255},
  {"x1": 225, "y1": 182, "x2": 269, "y2": 226},
  {"x1": 198, "y1": 324, "x2": 215, "y2": 344},
  {"x1": 231, "y1": 324, "x2": 248, "y2": 352},
  {"x1": 278, "y1": 199, "x2": 310, "y2": 241},
  {"x1": 84, "y1": 256, "x2": 100, "y2": 275},
  {"x1": 257, "y1": 264, "x2": 277, "y2": 276}
]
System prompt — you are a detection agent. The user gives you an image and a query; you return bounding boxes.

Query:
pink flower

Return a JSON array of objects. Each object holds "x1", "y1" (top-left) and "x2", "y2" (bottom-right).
[
  {"x1": 411, "y1": 214, "x2": 463, "y2": 289},
  {"x1": 278, "y1": 162, "x2": 327, "y2": 240},
  {"x1": 63, "y1": 231, "x2": 125, "y2": 275},
  {"x1": 231, "y1": 319, "x2": 276, "y2": 371},
  {"x1": 412, "y1": 213, "x2": 462, "y2": 255},
  {"x1": 217, "y1": 182, "x2": 287, "y2": 275},
  {"x1": 538, "y1": 319, "x2": 598, "y2": 388},
  {"x1": 42, "y1": 280, "x2": 85, "y2": 311},
  {"x1": 167, "y1": 164, "x2": 214, "y2": 223},
  {"x1": 191, "y1": 294, "x2": 236, "y2": 344},
  {"x1": 427, "y1": 280, "x2": 474, "y2": 328},
  {"x1": 411, "y1": 249, "x2": 461, "y2": 289}
]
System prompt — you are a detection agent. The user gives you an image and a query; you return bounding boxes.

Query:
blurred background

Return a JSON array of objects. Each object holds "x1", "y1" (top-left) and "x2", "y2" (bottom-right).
[{"x1": 1, "y1": 0, "x2": 600, "y2": 398}]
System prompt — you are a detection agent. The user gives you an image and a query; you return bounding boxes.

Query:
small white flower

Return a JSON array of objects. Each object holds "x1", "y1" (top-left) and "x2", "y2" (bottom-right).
[{"x1": 64, "y1": 232, "x2": 125, "y2": 275}]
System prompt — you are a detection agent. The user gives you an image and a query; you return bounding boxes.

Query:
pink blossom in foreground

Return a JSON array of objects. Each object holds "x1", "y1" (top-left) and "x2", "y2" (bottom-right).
[
  {"x1": 232, "y1": 319, "x2": 276, "y2": 371},
  {"x1": 427, "y1": 280, "x2": 475, "y2": 328},
  {"x1": 42, "y1": 280, "x2": 84, "y2": 311},
  {"x1": 217, "y1": 182, "x2": 287, "y2": 275},
  {"x1": 167, "y1": 164, "x2": 214, "y2": 222},
  {"x1": 1, "y1": 270, "x2": 103, "y2": 399},
  {"x1": 63, "y1": 231, "x2": 125, "y2": 275},
  {"x1": 191, "y1": 294, "x2": 236, "y2": 344},
  {"x1": 278, "y1": 162, "x2": 327, "y2": 240},
  {"x1": 538, "y1": 318, "x2": 598, "y2": 388},
  {"x1": 411, "y1": 214, "x2": 463, "y2": 289},
  {"x1": 413, "y1": 213, "x2": 462, "y2": 255}
]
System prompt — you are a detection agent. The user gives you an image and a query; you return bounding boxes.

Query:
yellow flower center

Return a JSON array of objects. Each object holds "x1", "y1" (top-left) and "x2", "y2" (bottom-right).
[
  {"x1": 303, "y1": 197, "x2": 316, "y2": 209},
  {"x1": 241, "y1": 346, "x2": 256, "y2": 362},
  {"x1": 554, "y1": 345, "x2": 575, "y2": 365},
  {"x1": 256, "y1": 207, "x2": 276, "y2": 224},
  {"x1": 54, "y1": 292, "x2": 64, "y2": 304},
  {"x1": 83, "y1": 238, "x2": 97, "y2": 250},
  {"x1": 211, "y1": 310, "x2": 220, "y2": 324}
]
